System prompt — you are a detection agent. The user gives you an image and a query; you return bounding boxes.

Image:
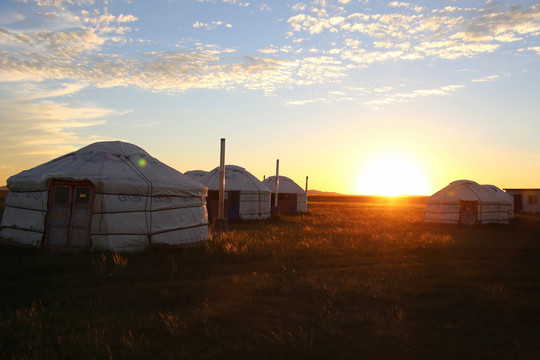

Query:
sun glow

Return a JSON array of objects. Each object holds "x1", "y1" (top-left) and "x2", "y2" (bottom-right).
[{"x1": 356, "y1": 152, "x2": 430, "y2": 196}]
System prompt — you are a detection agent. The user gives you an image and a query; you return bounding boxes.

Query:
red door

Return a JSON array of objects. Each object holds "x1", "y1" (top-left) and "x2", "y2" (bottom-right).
[{"x1": 47, "y1": 180, "x2": 94, "y2": 250}]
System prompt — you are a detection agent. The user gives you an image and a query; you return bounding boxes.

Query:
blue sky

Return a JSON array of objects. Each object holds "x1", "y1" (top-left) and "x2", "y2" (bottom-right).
[{"x1": 1, "y1": 0, "x2": 539, "y2": 195}]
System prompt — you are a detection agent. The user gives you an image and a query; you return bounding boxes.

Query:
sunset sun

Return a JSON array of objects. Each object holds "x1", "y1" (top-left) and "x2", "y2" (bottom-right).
[{"x1": 356, "y1": 152, "x2": 430, "y2": 196}]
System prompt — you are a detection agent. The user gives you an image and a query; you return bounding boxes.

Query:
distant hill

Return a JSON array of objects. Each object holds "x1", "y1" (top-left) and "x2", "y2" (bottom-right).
[
  {"x1": 308, "y1": 190, "x2": 428, "y2": 205},
  {"x1": 307, "y1": 190, "x2": 345, "y2": 196}
]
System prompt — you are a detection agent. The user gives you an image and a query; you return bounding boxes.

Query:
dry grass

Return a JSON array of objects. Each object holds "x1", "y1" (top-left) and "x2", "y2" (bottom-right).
[{"x1": 1, "y1": 200, "x2": 540, "y2": 359}]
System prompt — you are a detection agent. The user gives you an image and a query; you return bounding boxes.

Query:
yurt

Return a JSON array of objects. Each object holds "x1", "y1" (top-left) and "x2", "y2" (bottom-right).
[
  {"x1": 424, "y1": 180, "x2": 514, "y2": 225},
  {"x1": 184, "y1": 170, "x2": 208, "y2": 182},
  {"x1": 0, "y1": 141, "x2": 209, "y2": 252},
  {"x1": 199, "y1": 165, "x2": 271, "y2": 221},
  {"x1": 262, "y1": 176, "x2": 307, "y2": 214}
]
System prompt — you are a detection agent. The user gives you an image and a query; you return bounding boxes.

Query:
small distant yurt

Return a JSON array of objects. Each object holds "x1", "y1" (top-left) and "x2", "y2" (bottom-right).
[
  {"x1": 262, "y1": 176, "x2": 307, "y2": 214},
  {"x1": 184, "y1": 170, "x2": 208, "y2": 182},
  {"x1": 200, "y1": 165, "x2": 271, "y2": 221},
  {"x1": 424, "y1": 180, "x2": 514, "y2": 225},
  {"x1": 0, "y1": 141, "x2": 209, "y2": 252}
]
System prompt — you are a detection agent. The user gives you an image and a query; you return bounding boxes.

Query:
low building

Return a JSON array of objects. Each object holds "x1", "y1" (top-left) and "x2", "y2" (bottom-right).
[{"x1": 503, "y1": 189, "x2": 540, "y2": 214}]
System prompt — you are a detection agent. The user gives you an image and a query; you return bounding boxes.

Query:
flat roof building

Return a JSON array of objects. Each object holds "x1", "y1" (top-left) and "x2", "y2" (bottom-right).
[{"x1": 503, "y1": 189, "x2": 540, "y2": 214}]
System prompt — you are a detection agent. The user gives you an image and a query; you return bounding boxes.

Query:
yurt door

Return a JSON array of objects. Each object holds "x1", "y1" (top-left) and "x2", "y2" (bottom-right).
[
  {"x1": 46, "y1": 180, "x2": 94, "y2": 250},
  {"x1": 227, "y1": 191, "x2": 241, "y2": 220},
  {"x1": 459, "y1": 200, "x2": 478, "y2": 226}
]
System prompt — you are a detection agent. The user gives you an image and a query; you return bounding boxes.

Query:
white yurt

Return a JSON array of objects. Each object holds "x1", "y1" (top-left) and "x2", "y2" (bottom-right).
[
  {"x1": 0, "y1": 141, "x2": 209, "y2": 252},
  {"x1": 262, "y1": 176, "x2": 307, "y2": 214},
  {"x1": 184, "y1": 170, "x2": 208, "y2": 182},
  {"x1": 424, "y1": 180, "x2": 514, "y2": 225},
  {"x1": 199, "y1": 165, "x2": 271, "y2": 220}
]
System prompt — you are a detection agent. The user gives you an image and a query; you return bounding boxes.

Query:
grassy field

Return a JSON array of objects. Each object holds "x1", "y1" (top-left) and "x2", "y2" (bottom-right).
[{"x1": 1, "y1": 199, "x2": 540, "y2": 359}]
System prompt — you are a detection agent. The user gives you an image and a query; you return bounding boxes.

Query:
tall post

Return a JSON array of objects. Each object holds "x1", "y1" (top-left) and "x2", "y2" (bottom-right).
[
  {"x1": 305, "y1": 176, "x2": 309, "y2": 212},
  {"x1": 274, "y1": 159, "x2": 280, "y2": 209},
  {"x1": 213, "y1": 138, "x2": 228, "y2": 235},
  {"x1": 218, "y1": 138, "x2": 226, "y2": 219}
]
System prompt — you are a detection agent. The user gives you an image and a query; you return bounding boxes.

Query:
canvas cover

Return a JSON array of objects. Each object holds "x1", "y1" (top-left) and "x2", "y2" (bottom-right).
[
  {"x1": 184, "y1": 170, "x2": 208, "y2": 182},
  {"x1": 424, "y1": 180, "x2": 514, "y2": 224},
  {"x1": 199, "y1": 165, "x2": 271, "y2": 220},
  {"x1": 0, "y1": 141, "x2": 209, "y2": 251},
  {"x1": 262, "y1": 176, "x2": 307, "y2": 212}
]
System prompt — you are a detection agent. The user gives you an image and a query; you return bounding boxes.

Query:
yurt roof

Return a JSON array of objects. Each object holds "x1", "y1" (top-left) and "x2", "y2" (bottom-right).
[
  {"x1": 262, "y1": 176, "x2": 306, "y2": 194},
  {"x1": 7, "y1": 141, "x2": 206, "y2": 197},
  {"x1": 199, "y1": 165, "x2": 270, "y2": 192},
  {"x1": 184, "y1": 170, "x2": 208, "y2": 180},
  {"x1": 426, "y1": 180, "x2": 513, "y2": 205}
]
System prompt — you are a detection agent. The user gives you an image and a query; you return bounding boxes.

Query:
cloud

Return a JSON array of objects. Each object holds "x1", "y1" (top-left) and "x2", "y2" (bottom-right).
[
  {"x1": 521, "y1": 46, "x2": 540, "y2": 55},
  {"x1": 463, "y1": 3, "x2": 540, "y2": 39},
  {"x1": 117, "y1": 14, "x2": 137, "y2": 23},
  {"x1": 363, "y1": 84, "x2": 465, "y2": 107},
  {"x1": 292, "y1": 3, "x2": 308, "y2": 12},
  {"x1": 285, "y1": 89, "x2": 353, "y2": 106},
  {"x1": 193, "y1": 21, "x2": 233, "y2": 30},
  {"x1": 287, "y1": 2, "x2": 540, "y2": 64},
  {"x1": 223, "y1": 0, "x2": 250, "y2": 6},
  {"x1": 3, "y1": 0, "x2": 540, "y2": 107},
  {"x1": 25, "y1": 0, "x2": 97, "y2": 10},
  {"x1": 0, "y1": 80, "x2": 121, "y2": 162},
  {"x1": 196, "y1": 0, "x2": 250, "y2": 6},
  {"x1": 471, "y1": 74, "x2": 502, "y2": 83},
  {"x1": 388, "y1": 2, "x2": 424, "y2": 13}
]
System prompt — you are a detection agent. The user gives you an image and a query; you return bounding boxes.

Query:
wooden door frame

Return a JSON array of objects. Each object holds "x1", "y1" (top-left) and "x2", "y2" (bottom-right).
[
  {"x1": 459, "y1": 200, "x2": 478, "y2": 226},
  {"x1": 45, "y1": 179, "x2": 94, "y2": 250}
]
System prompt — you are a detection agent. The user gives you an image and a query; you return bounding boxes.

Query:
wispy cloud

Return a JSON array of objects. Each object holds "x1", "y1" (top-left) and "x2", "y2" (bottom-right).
[
  {"x1": 1, "y1": 0, "x2": 539, "y2": 109},
  {"x1": 196, "y1": 0, "x2": 250, "y2": 7},
  {"x1": 286, "y1": 82, "x2": 466, "y2": 108},
  {"x1": 288, "y1": 2, "x2": 540, "y2": 64},
  {"x1": 388, "y1": 2, "x2": 424, "y2": 13},
  {"x1": 193, "y1": 21, "x2": 232, "y2": 30},
  {"x1": 363, "y1": 84, "x2": 465, "y2": 108},
  {"x1": 0, "y1": 79, "x2": 121, "y2": 162},
  {"x1": 520, "y1": 46, "x2": 540, "y2": 55},
  {"x1": 472, "y1": 74, "x2": 502, "y2": 83}
]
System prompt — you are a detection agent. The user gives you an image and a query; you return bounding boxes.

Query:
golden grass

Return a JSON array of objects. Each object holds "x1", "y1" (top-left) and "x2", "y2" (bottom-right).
[{"x1": 1, "y1": 200, "x2": 539, "y2": 359}]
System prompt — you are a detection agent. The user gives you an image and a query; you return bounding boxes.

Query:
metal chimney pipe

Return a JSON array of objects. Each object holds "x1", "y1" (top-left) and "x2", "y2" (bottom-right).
[
  {"x1": 305, "y1": 176, "x2": 309, "y2": 212},
  {"x1": 218, "y1": 138, "x2": 226, "y2": 219},
  {"x1": 274, "y1": 159, "x2": 279, "y2": 209}
]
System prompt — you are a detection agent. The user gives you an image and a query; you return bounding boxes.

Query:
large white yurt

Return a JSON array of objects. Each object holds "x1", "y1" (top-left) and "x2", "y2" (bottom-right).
[
  {"x1": 262, "y1": 176, "x2": 307, "y2": 214},
  {"x1": 199, "y1": 165, "x2": 271, "y2": 221},
  {"x1": 424, "y1": 180, "x2": 514, "y2": 225},
  {"x1": 0, "y1": 141, "x2": 209, "y2": 252}
]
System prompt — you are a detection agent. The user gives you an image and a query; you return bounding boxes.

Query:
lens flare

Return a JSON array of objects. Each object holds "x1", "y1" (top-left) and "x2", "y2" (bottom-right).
[{"x1": 138, "y1": 158, "x2": 147, "y2": 167}]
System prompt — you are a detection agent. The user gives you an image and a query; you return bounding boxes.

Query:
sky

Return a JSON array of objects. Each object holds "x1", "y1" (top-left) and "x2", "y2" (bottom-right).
[{"x1": 1, "y1": 0, "x2": 540, "y2": 196}]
